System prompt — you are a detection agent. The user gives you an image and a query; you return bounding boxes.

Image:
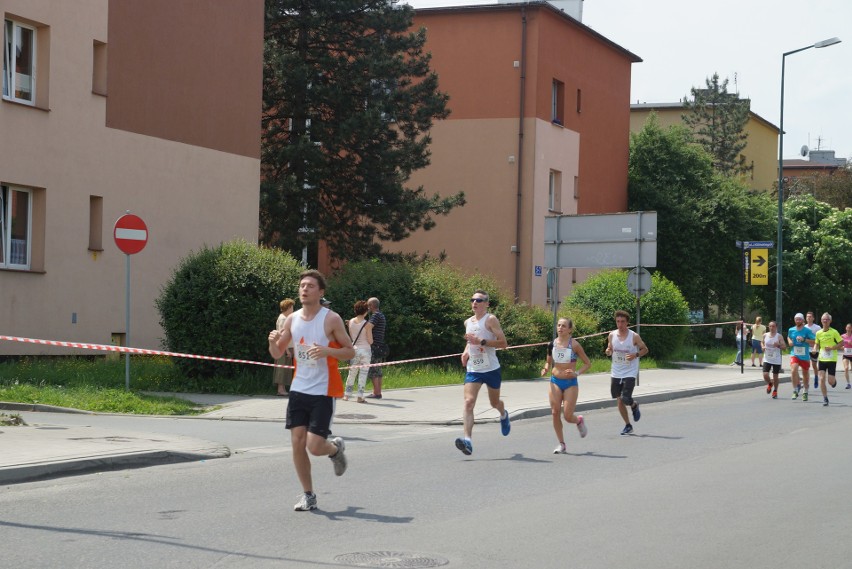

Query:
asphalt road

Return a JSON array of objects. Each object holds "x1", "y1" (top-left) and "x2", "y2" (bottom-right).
[{"x1": 3, "y1": 387, "x2": 852, "y2": 569}]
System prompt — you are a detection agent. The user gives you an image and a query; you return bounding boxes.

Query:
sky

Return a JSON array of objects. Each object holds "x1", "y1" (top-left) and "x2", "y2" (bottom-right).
[{"x1": 405, "y1": 0, "x2": 852, "y2": 161}]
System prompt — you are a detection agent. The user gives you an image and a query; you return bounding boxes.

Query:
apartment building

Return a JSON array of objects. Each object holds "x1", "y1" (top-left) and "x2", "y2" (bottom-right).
[
  {"x1": 1, "y1": 0, "x2": 263, "y2": 355},
  {"x1": 383, "y1": 2, "x2": 640, "y2": 305}
]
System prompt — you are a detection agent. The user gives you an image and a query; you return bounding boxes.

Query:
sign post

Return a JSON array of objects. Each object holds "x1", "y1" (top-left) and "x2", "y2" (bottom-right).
[
  {"x1": 737, "y1": 240, "x2": 775, "y2": 374},
  {"x1": 114, "y1": 212, "x2": 148, "y2": 391}
]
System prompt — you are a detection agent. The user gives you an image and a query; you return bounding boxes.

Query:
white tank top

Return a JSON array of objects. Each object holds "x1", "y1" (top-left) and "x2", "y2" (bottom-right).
[
  {"x1": 763, "y1": 332, "x2": 784, "y2": 365},
  {"x1": 466, "y1": 313, "x2": 499, "y2": 373},
  {"x1": 290, "y1": 307, "x2": 342, "y2": 396},
  {"x1": 610, "y1": 329, "x2": 639, "y2": 378}
]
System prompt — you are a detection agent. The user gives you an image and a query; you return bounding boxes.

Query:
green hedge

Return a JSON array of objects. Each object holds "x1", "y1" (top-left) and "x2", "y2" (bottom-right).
[{"x1": 155, "y1": 240, "x2": 303, "y2": 378}]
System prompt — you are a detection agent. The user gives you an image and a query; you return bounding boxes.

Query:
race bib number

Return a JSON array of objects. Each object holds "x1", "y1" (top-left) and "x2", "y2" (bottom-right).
[
  {"x1": 821, "y1": 349, "x2": 833, "y2": 360},
  {"x1": 552, "y1": 347, "x2": 573, "y2": 364},
  {"x1": 765, "y1": 347, "x2": 780, "y2": 360},
  {"x1": 612, "y1": 351, "x2": 628, "y2": 365},
  {"x1": 469, "y1": 348, "x2": 491, "y2": 372},
  {"x1": 845, "y1": 348, "x2": 852, "y2": 356},
  {"x1": 295, "y1": 344, "x2": 318, "y2": 368},
  {"x1": 792, "y1": 346, "x2": 807, "y2": 357}
]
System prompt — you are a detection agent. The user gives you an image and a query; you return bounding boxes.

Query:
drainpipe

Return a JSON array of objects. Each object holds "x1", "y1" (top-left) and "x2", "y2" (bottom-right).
[{"x1": 513, "y1": 7, "x2": 527, "y2": 302}]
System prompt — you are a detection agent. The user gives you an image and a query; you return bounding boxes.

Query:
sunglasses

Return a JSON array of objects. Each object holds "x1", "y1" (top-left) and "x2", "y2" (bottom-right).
[{"x1": 471, "y1": 298, "x2": 487, "y2": 303}]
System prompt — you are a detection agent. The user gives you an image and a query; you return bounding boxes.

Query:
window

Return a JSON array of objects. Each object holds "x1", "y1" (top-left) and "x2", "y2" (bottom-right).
[
  {"x1": 576, "y1": 88, "x2": 582, "y2": 114},
  {"x1": 89, "y1": 195, "x2": 103, "y2": 250},
  {"x1": 551, "y1": 79, "x2": 564, "y2": 125},
  {"x1": 0, "y1": 184, "x2": 32, "y2": 269},
  {"x1": 92, "y1": 40, "x2": 107, "y2": 96},
  {"x1": 573, "y1": 175, "x2": 579, "y2": 200},
  {"x1": 3, "y1": 19, "x2": 36, "y2": 105},
  {"x1": 548, "y1": 170, "x2": 562, "y2": 212}
]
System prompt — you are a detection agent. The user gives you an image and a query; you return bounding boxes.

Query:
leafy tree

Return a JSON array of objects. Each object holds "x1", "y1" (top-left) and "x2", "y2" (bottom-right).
[
  {"x1": 682, "y1": 73, "x2": 752, "y2": 177},
  {"x1": 628, "y1": 116, "x2": 775, "y2": 315},
  {"x1": 156, "y1": 240, "x2": 303, "y2": 379},
  {"x1": 755, "y1": 195, "x2": 852, "y2": 323},
  {"x1": 261, "y1": 0, "x2": 464, "y2": 264}
]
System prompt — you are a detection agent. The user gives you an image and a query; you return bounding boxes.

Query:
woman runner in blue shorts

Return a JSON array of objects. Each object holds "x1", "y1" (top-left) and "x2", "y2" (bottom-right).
[{"x1": 541, "y1": 318, "x2": 592, "y2": 454}]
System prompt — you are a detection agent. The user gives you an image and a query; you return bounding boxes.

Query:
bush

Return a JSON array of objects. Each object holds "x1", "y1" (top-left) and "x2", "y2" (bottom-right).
[
  {"x1": 564, "y1": 269, "x2": 689, "y2": 359},
  {"x1": 156, "y1": 240, "x2": 303, "y2": 378}
]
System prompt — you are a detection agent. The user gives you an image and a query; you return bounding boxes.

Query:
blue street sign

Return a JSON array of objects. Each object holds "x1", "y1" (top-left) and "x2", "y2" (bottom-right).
[
  {"x1": 534, "y1": 265, "x2": 542, "y2": 277},
  {"x1": 743, "y1": 240, "x2": 774, "y2": 249}
]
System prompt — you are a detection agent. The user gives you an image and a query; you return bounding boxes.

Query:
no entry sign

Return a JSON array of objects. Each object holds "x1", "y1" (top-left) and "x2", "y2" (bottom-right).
[{"x1": 113, "y1": 214, "x2": 148, "y2": 255}]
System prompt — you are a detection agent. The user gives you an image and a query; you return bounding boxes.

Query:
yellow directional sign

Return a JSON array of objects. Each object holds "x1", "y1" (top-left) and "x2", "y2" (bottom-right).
[{"x1": 750, "y1": 248, "x2": 769, "y2": 285}]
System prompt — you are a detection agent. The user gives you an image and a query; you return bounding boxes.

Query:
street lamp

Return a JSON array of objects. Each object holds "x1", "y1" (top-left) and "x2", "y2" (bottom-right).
[{"x1": 776, "y1": 36, "x2": 841, "y2": 328}]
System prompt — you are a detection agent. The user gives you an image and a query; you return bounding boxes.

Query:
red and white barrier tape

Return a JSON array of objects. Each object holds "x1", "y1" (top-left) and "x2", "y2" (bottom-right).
[{"x1": 0, "y1": 321, "x2": 742, "y2": 372}]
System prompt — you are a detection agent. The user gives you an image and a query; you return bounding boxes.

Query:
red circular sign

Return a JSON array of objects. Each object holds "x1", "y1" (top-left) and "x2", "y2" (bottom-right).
[{"x1": 113, "y1": 214, "x2": 149, "y2": 255}]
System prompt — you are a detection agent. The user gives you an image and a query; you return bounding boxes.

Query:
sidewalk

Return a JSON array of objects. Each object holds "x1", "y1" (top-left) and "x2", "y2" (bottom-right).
[{"x1": 0, "y1": 363, "x2": 777, "y2": 484}]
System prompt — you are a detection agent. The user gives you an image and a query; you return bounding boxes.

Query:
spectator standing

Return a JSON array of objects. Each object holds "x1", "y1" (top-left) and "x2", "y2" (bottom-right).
[
  {"x1": 366, "y1": 297, "x2": 387, "y2": 399},
  {"x1": 344, "y1": 300, "x2": 373, "y2": 403},
  {"x1": 273, "y1": 298, "x2": 295, "y2": 396},
  {"x1": 750, "y1": 316, "x2": 766, "y2": 367}
]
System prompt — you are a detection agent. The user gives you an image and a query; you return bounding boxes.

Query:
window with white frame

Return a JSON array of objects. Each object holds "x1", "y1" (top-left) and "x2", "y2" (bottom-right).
[
  {"x1": 3, "y1": 19, "x2": 37, "y2": 105},
  {"x1": 548, "y1": 170, "x2": 562, "y2": 212},
  {"x1": 551, "y1": 79, "x2": 564, "y2": 125},
  {"x1": 0, "y1": 184, "x2": 32, "y2": 269}
]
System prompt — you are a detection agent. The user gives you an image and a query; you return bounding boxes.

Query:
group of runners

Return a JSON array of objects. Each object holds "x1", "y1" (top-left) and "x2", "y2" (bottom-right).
[
  {"x1": 268, "y1": 269, "x2": 851, "y2": 512},
  {"x1": 267, "y1": 269, "x2": 653, "y2": 511},
  {"x1": 756, "y1": 311, "x2": 852, "y2": 407}
]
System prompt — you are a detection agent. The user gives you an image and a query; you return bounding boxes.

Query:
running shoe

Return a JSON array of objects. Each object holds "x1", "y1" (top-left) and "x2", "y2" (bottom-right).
[
  {"x1": 792, "y1": 390, "x2": 799, "y2": 400},
  {"x1": 553, "y1": 442, "x2": 567, "y2": 454},
  {"x1": 814, "y1": 380, "x2": 819, "y2": 389},
  {"x1": 830, "y1": 379, "x2": 837, "y2": 389},
  {"x1": 766, "y1": 383, "x2": 772, "y2": 394},
  {"x1": 455, "y1": 437, "x2": 472, "y2": 455},
  {"x1": 329, "y1": 437, "x2": 347, "y2": 476},
  {"x1": 631, "y1": 403, "x2": 641, "y2": 422},
  {"x1": 823, "y1": 397, "x2": 829, "y2": 407},
  {"x1": 500, "y1": 411, "x2": 511, "y2": 436},
  {"x1": 846, "y1": 384, "x2": 851, "y2": 390},
  {"x1": 294, "y1": 492, "x2": 317, "y2": 512},
  {"x1": 620, "y1": 424, "x2": 633, "y2": 436},
  {"x1": 577, "y1": 415, "x2": 588, "y2": 438},
  {"x1": 802, "y1": 392, "x2": 808, "y2": 402},
  {"x1": 772, "y1": 390, "x2": 778, "y2": 399}
]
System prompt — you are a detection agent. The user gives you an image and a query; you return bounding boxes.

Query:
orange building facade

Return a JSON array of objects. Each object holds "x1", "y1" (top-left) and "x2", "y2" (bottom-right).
[
  {"x1": 1, "y1": 0, "x2": 263, "y2": 355},
  {"x1": 383, "y1": 3, "x2": 640, "y2": 306}
]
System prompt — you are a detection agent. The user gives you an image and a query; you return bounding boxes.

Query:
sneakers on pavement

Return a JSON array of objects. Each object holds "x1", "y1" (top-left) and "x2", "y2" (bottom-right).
[
  {"x1": 620, "y1": 424, "x2": 633, "y2": 436},
  {"x1": 766, "y1": 383, "x2": 772, "y2": 394},
  {"x1": 577, "y1": 415, "x2": 588, "y2": 438},
  {"x1": 802, "y1": 392, "x2": 809, "y2": 402},
  {"x1": 846, "y1": 384, "x2": 851, "y2": 390},
  {"x1": 455, "y1": 437, "x2": 472, "y2": 455},
  {"x1": 329, "y1": 437, "x2": 347, "y2": 476},
  {"x1": 823, "y1": 397, "x2": 829, "y2": 407},
  {"x1": 772, "y1": 390, "x2": 778, "y2": 399},
  {"x1": 553, "y1": 442, "x2": 567, "y2": 454},
  {"x1": 500, "y1": 411, "x2": 511, "y2": 436},
  {"x1": 294, "y1": 492, "x2": 317, "y2": 512},
  {"x1": 792, "y1": 390, "x2": 799, "y2": 400},
  {"x1": 631, "y1": 404, "x2": 641, "y2": 422}
]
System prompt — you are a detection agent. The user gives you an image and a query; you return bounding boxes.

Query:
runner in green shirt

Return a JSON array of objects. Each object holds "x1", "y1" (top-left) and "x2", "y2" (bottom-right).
[{"x1": 814, "y1": 312, "x2": 844, "y2": 407}]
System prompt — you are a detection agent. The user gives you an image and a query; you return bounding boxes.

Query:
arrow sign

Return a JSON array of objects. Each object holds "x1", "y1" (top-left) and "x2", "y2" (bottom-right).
[
  {"x1": 749, "y1": 248, "x2": 769, "y2": 285},
  {"x1": 114, "y1": 214, "x2": 148, "y2": 255}
]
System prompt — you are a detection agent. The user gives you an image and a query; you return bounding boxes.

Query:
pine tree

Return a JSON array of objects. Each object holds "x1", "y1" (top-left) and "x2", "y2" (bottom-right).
[
  {"x1": 682, "y1": 73, "x2": 752, "y2": 178},
  {"x1": 261, "y1": 0, "x2": 464, "y2": 264}
]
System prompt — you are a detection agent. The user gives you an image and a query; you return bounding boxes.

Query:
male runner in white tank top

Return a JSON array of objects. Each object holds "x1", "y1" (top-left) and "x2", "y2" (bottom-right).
[
  {"x1": 269, "y1": 270, "x2": 355, "y2": 511},
  {"x1": 605, "y1": 310, "x2": 649, "y2": 435},
  {"x1": 454, "y1": 289, "x2": 510, "y2": 455}
]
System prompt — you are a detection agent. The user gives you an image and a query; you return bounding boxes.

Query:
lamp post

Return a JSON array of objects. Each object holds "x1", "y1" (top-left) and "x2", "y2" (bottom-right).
[{"x1": 776, "y1": 36, "x2": 841, "y2": 328}]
